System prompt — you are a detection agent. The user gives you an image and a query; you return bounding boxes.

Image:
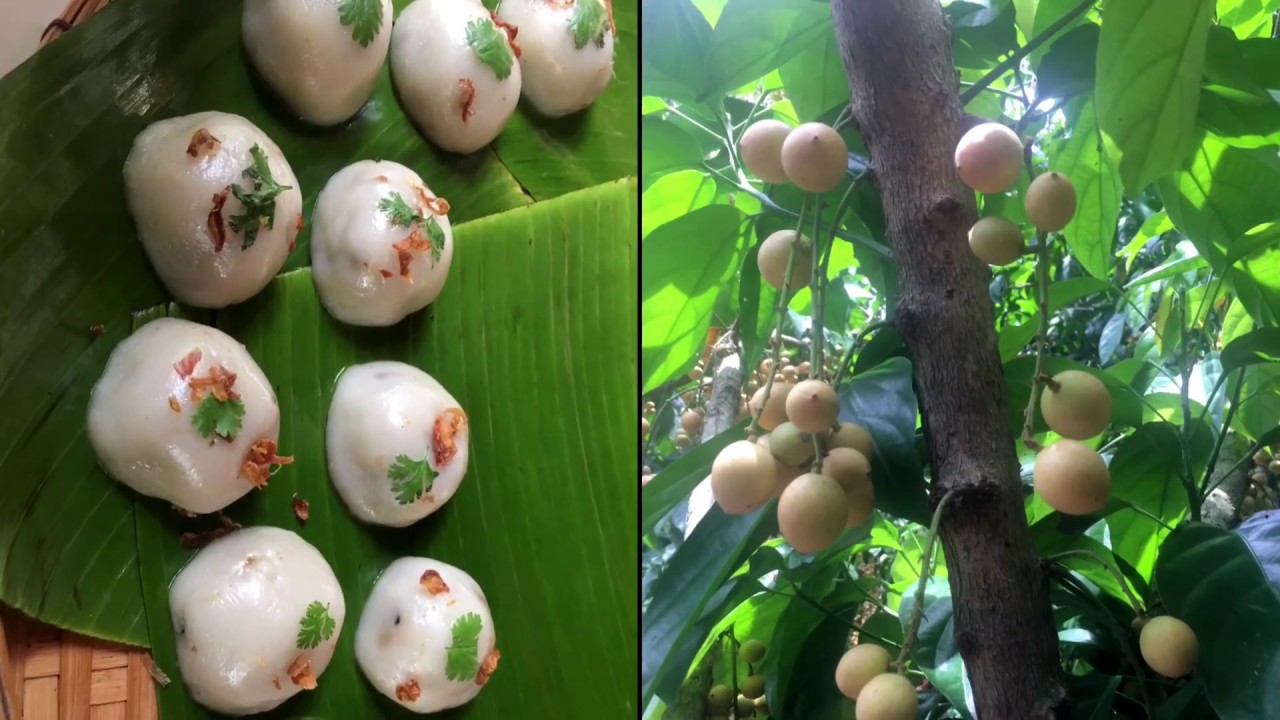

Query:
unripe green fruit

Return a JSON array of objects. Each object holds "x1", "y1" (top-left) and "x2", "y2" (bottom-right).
[
  {"x1": 1025, "y1": 171, "x2": 1078, "y2": 232},
  {"x1": 822, "y1": 447, "x2": 875, "y2": 527},
  {"x1": 834, "y1": 643, "x2": 891, "y2": 700},
  {"x1": 968, "y1": 216, "x2": 1025, "y2": 266},
  {"x1": 781, "y1": 122, "x2": 848, "y2": 193},
  {"x1": 739, "y1": 119, "x2": 793, "y2": 184},
  {"x1": 711, "y1": 441, "x2": 776, "y2": 515},
  {"x1": 749, "y1": 382, "x2": 795, "y2": 431},
  {"x1": 778, "y1": 473, "x2": 847, "y2": 553},
  {"x1": 854, "y1": 672, "x2": 917, "y2": 720},
  {"x1": 757, "y1": 230, "x2": 813, "y2": 292},
  {"x1": 829, "y1": 422, "x2": 874, "y2": 459},
  {"x1": 740, "y1": 674, "x2": 766, "y2": 699},
  {"x1": 739, "y1": 639, "x2": 767, "y2": 664},
  {"x1": 708, "y1": 684, "x2": 734, "y2": 711},
  {"x1": 1139, "y1": 616, "x2": 1199, "y2": 678},
  {"x1": 1033, "y1": 439, "x2": 1110, "y2": 515},
  {"x1": 1039, "y1": 370, "x2": 1112, "y2": 440},
  {"x1": 954, "y1": 122, "x2": 1023, "y2": 193},
  {"x1": 785, "y1": 379, "x2": 840, "y2": 433}
]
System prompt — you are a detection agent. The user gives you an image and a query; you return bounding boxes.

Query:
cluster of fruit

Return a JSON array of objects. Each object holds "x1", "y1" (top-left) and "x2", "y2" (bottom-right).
[
  {"x1": 705, "y1": 640, "x2": 771, "y2": 719},
  {"x1": 1241, "y1": 448, "x2": 1280, "y2": 518},
  {"x1": 835, "y1": 644, "x2": 916, "y2": 720}
]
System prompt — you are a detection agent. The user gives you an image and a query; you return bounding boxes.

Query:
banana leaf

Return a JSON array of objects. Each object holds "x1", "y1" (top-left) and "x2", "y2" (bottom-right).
[{"x1": 0, "y1": 0, "x2": 637, "y2": 715}]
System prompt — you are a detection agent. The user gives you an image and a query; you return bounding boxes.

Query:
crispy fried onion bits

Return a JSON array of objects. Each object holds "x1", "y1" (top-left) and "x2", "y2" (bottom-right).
[
  {"x1": 87, "y1": 318, "x2": 288, "y2": 515},
  {"x1": 495, "y1": 0, "x2": 616, "y2": 117},
  {"x1": 123, "y1": 112, "x2": 303, "y2": 309},
  {"x1": 169, "y1": 527, "x2": 344, "y2": 715},
  {"x1": 310, "y1": 160, "x2": 455, "y2": 327},
  {"x1": 390, "y1": 0, "x2": 522, "y2": 153},
  {"x1": 356, "y1": 557, "x2": 498, "y2": 713},
  {"x1": 326, "y1": 361, "x2": 470, "y2": 527}
]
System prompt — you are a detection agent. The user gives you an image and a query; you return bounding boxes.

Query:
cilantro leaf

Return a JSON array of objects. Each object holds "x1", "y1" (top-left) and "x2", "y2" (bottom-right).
[
  {"x1": 228, "y1": 144, "x2": 291, "y2": 250},
  {"x1": 444, "y1": 613, "x2": 483, "y2": 681},
  {"x1": 296, "y1": 601, "x2": 337, "y2": 649},
  {"x1": 425, "y1": 216, "x2": 446, "y2": 264},
  {"x1": 338, "y1": 0, "x2": 383, "y2": 47},
  {"x1": 387, "y1": 454, "x2": 438, "y2": 505},
  {"x1": 567, "y1": 0, "x2": 609, "y2": 50},
  {"x1": 191, "y1": 395, "x2": 245, "y2": 441},
  {"x1": 378, "y1": 192, "x2": 424, "y2": 228},
  {"x1": 465, "y1": 19, "x2": 514, "y2": 81}
]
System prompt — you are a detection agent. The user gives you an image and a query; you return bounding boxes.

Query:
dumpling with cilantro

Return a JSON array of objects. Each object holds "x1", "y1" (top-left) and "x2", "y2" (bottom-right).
[
  {"x1": 242, "y1": 0, "x2": 393, "y2": 125},
  {"x1": 310, "y1": 160, "x2": 454, "y2": 327},
  {"x1": 390, "y1": 0, "x2": 522, "y2": 153},
  {"x1": 123, "y1": 112, "x2": 303, "y2": 309},
  {"x1": 326, "y1": 361, "x2": 469, "y2": 527},
  {"x1": 87, "y1": 317, "x2": 288, "y2": 515},
  {"x1": 495, "y1": 0, "x2": 616, "y2": 117},
  {"x1": 170, "y1": 526, "x2": 345, "y2": 715},
  {"x1": 355, "y1": 557, "x2": 498, "y2": 712}
]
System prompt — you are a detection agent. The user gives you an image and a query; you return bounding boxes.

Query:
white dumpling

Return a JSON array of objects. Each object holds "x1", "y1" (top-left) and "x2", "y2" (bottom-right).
[
  {"x1": 242, "y1": 0, "x2": 393, "y2": 125},
  {"x1": 310, "y1": 160, "x2": 454, "y2": 327},
  {"x1": 390, "y1": 0, "x2": 522, "y2": 153},
  {"x1": 169, "y1": 527, "x2": 345, "y2": 716},
  {"x1": 496, "y1": 0, "x2": 615, "y2": 117},
  {"x1": 123, "y1": 112, "x2": 303, "y2": 309},
  {"x1": 86, "y1": 318, "x2": 286, "y2": 514},
  {"x1": 355, "y1": 557, "x2": 498, "y2": 713},
  {"x1": 326, "y1": 361, "x2": 469, "y2": 526}
]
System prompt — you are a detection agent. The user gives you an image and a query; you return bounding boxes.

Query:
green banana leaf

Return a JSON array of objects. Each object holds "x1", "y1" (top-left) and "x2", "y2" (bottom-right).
[{"x1": 0, "y1": 0, "x2": 637, "y2": 715}]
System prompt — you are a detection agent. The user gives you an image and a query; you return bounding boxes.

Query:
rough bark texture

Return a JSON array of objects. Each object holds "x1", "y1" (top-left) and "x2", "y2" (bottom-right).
[{"x1": 830, "y1": 2, "x2": 1069, "y2": 717}]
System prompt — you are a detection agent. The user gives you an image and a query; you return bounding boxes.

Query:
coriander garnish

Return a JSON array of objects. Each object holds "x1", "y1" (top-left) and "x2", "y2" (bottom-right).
[
  {"x1": 337, "y1": 0, "x2": 383, "y2": 47},
  {"x1": 228, "y1": 144, "x2": 291, "y2": 250},
  {"x1": 387, "y1": 453, "x2": 438, "y2": 505},
  {"x1": 464, "y1": 18, "x2": 514, "y2": 81}
]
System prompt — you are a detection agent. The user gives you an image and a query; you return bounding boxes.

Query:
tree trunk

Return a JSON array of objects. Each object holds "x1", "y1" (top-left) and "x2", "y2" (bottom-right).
[{"x1": 830, "y1": 2, "x2": 1069, "y2": 717}]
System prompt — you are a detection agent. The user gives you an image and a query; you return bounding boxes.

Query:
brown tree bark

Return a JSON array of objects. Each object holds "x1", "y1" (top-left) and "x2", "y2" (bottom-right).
[{"x1": 830, "y1": 1, "x2": 1069, "y2": 717}]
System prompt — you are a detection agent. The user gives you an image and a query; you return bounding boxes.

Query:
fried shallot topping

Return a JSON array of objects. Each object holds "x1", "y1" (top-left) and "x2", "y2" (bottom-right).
[
  {"x1": 475, "y1": 649, "x2": 501, "y2": 686},
  {"x1": 272, "y1": 676, "x2": 281, "y2": 690},
  {"x1": 605, "y1": 0, "x2": 616, "y2": 36},
  {"x1": 419, "y1": 569, "x2": 449, "y2": 595},
  {"x1": 241, "y1": 438, "x2": 293, "y2": 489},
  {"x1": 288, "y1": 655, "x2": 317, "y2": 690},
  {"x1": 168, "y1": 395, "x2": 181, "y2": 413},
  {"x1": 379, "y1": 268, "x2": 394, "y2": 279},
  {"x1": 489, "y1": 11, "x2": 522, "y2": 58},
  {"x1": 293, "y1": 494, "x2": 310, "y2": 521},
  {"x1": 89, "y1": 324, "x2": 105, "y2": 338},
  {"x1": 413, "y1": 185, "x2": 451, "y2": 216},
  {"x1": 180, "y1": 526, "x2": 236, "y2": 549},
  {"x1": 395, "y1": 678, "x2": 422, "y2": 702},
  {"x1": 459, "y1": 78, "x2": 476, "y2": 123},
  {"x1": 208, "y1": 186, "x2": 231, "y2": 253},
  {"x1": 432, "y1": 408, "x2": 468, "y2": 469},
  {"x1": 290, "y1": 212, "x2": 304, "y2": 253},
  {"x1": 174, "y1": 348, "x2": 202, "y2": 378},
  {"x1": 188, "y1": 364, "x2": 239, "y2": 403},
  {"x1": 392, "y1": 228, "x2": 433, "y2": 281},
  {"x1": 186, "y1": 129, "x2": 221, "y2": 158}
]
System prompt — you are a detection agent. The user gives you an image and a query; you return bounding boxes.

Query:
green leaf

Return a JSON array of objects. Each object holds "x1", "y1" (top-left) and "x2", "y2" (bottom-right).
[
  {"x1": 778, "y1": 24, "x2": 850, "y2": 123},
  {"x1": 641, "y1": 419, "x2": 748, "y2": 533},
  {"x1": 1035, "y1": 23, "x2": 1099, "y2": 99},
  {"x1": 1220, "y1": 328, "x2": 1280, "y2": 374},
  {"x1": 466, "y1": 18, "x2": 515, "y2": 81},
  {"x1": 998, "y1": 277, "x2": 1114, "y2": 360},
  {"x1": 642, "y1": 170, "x2": 718, "y2": 238},
  {"x1": 1051, "y1": 97, "x2": 1120, "y2": 280},
  {"x1": 1214, "y1": 0, "x2": 1280, "y2": 38},
  {"x1": 445, "y1": 612, "x2": 484, "y2": 681},
  {"x1": 642, "y1": 205, "x2": 746, "y2": 393},
  {"x1": 1095, "y1": 0, "x2": 1215, "y2": 197},
  {"x1": 568, "y1": 0, "x2": 611, "y2": 49},
  {"x1": 1155, "y1": 520, "x2": 1280, "y2": 718},
  {"x1": 387, "y1": 453, "x2": 438, "y2": 505},
  {"x1": 698, "y1": 0, "x2": 831, "y2": 101},
  {"x1": 337, "y1": 0, "x2": 383, "y2": 48},
  {"x1": 642, "y1": 0, "x2": 713, "y2": 104},
  {"x1": 899, "y1": 578, "x2": 975, "y2": 719},
  {"x1": 296, "y1": 601, "x2": 337, "y2": 650},
  {"x1": 641, "y1": 117, "x2": 703, "y2": 189},
  {"x1": 138, "y1": 180, "x2": 637, "y2": 717},
  {"x1": 1004, "y1": 356, "x2": 1147, "y2": 436}
]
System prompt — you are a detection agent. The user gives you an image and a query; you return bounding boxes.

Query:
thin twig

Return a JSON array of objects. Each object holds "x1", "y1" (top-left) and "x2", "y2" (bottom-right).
[
  {"x1": 832, "y1": 319, "x2": 892, "y2": 389},
  {"x1": 896, "y1": 489, "x2": 958, "y2": 673},
  {"x1": 958, "y1": 0, "x2": 1097, "y2": 105},
  {"x1": 1020, "y1": 230, "x2": 1052, "y2": 451},
  {"x1": 762, "y1": 587, "x2": 901, "y2": 648},
  {"x1": 750, "y1": 196, "x2": 810, "y2": 434},
  {"x1": 1199, "y1": 369, "x2": 1244, "y2": 498},
  {"x1": 1177, "y1": 292, "x2": 1201, "y2": 521}
]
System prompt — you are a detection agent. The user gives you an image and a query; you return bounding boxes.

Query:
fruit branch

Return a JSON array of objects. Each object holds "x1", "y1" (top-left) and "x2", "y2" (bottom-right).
[
  {"x1": 832, "y1": 319, "x2": 892, "y2": 389},
  {"x1": 1198, "y1": 369, "x2": 1244, "y2": 497},
  {"x1": 895, "y1": 489, "x2": 956, "y2": 674},
  {"x1": 810, "y1": 194, "x2": 830, "y2": 465},
  {"x1": 1020, "y1": 229, "x2": 1051, "y2": 451},
  {"x1": 1043, "y1": 549, "x2": 1143, "y2": 617},
  {"x1": 957, "y1": 0, "x2": 1096, "y2": 106},
  {"x1": 750, "y1": 195, "x2": 810, "y2": 434},
  {"x1": 1177, "y1": 314, "x2": 1202, "y2": 521}
]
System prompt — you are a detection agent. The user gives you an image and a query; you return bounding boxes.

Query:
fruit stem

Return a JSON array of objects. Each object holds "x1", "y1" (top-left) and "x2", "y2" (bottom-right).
[
  {"x1": 1035, "y1": 373, "x2": 1059, "y2": 392},
  {"x1": 1199, "y1": 370, "x2": 1247, "y2": 501},
  {"x1": 957, "y1": 0, "x2": 1096, "y2": 106},
  {"x1": 896, "y1": 488, "x2": 957, "y2": 675},
  {"x1": 832, "y1": 319, "x2": 892, "y2": 389},
  {"x1": 810, "y1": 192, "x2": 829, "y2": 469},
  {"x1": 1044, "y1": 549, "x2": 1144, "y2": 617},
  {"x1": 1019, "y1": 229, "x2": 1051, "y2": 452},
  {"x1": 750, "y1": 195, "x2": 811, "y2": 435}
]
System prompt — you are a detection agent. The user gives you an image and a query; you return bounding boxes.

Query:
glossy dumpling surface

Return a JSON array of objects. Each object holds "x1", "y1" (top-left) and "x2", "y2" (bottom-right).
[
  {"x1": 87, "y1": 318, "x2": 284, "y2": 515},
  {"x1": 326, "y1": 361, "x2": 469, "y2": 526},
  {"x1": 496, "y1": 0, "x2": 615, "y2": 117}
]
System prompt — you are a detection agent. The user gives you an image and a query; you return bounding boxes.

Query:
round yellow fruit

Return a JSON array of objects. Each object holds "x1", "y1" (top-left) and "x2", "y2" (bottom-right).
[
  {"x1": 855, "y1": 672, "x2": 917, "y2": 720},
  {"x1": 708, "y1": 684, "x2": 733, "y2": 711},
  {"x1": 1025, "y1": 171, "x2": 1077, "y2": 232},
  {"x1": 968, "y1": 216, "x2": 1025, "y2": 265},
  {"x1": 822, "y1": 447, "x2": 875, "y2": 527},
  {"x1": 739, "y1": 639, "x2": 767, "y2": 664},
  {"x1": 711, "y1": 441, "x2": 776, "y2": 515},
  {"x1": 829, "y1": 421, "x2": 874, "y2": 459},
  {"x1": 1139, "y1": 616, "x2": 1199, "y2": 678},
  {"x1": 1033, "y1": 439, "x2": 1110, "y2": 515},
  {"x1": 778, "y1": 473, "x2": 847, "y2": 553},
  {"x1": 740, "y1": 674, "x2": 765, "y2": 699},
  {"x1": 768, "y1": 421, "x2": 814, "y2": 467},
  {"x1": 1039, "y1": 370, "x2": 1112, "y2": 440},
  {"x1": 834, "y1": 643, "x2": 891, "y2": 700},
  {"x1": 680, "y1": 410, "x2": 703, "y2": 434},
  {"x1": 739, "y1": 119, "x2": 793, "y2": 184},
  {"x1": 749, "y1": 382, "x2": 795, "y2": 431},
  {"x1": 781, "y1": 122, "x2": 849, "y2": 193},
  {"x1": 954, "y1": 122, "x2": 1023, "y2": 193},
  {"x1": 757, "y1": 230, "x2": 813, "y2": 292},
  {"x1": 785, "y1": 379, "x2": 839, "y2": 433},
  {"x1": 756, "y1": 434, "x2": 804, "y2": 497},
  {"x1": 736, "y1": 694, "x2": 756, "y2": 717}
]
